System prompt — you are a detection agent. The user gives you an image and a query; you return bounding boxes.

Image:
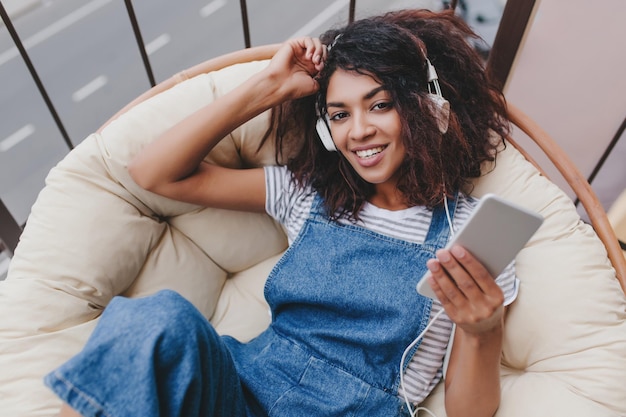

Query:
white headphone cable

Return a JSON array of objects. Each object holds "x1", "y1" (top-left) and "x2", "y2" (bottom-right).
[
  {"x1": 399, "y1": 308, "x2": 445, "y2": 417},
  {"x1": 443, "y1": 193, "x2": 456, "y2": 236},
  {"x1": 399, "y1": 194, "x2": 454, "y2": 416}
]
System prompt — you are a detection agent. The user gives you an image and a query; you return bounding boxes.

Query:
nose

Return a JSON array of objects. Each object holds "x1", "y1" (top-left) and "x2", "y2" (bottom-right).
[{"x1": 349, "y1": 112, "x2": 376, "y2": 142}]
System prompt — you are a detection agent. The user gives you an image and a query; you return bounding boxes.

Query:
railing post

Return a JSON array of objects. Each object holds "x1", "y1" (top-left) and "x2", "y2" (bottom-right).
[
  {"x1": 587, "y1": 116, "x2": 626, "y2": 186},
  {"x1": 486, "y1": 0, "x2": 537, "y2": 91},
  {"x1": 349, "y1": 0, "x2": 356, "y2": 23},
  {"x1": 0, "y1": 199, "x2": 22, "y2": 257},
  {"x1": 239, "y1": 0, "x2": 251, "y2": 48},
  {"x1": 123, "y1": 0, "x2": 156, "y2": 87},
  {"x1": 0, "y1": 0, "x2": 73, "y2": 150}
]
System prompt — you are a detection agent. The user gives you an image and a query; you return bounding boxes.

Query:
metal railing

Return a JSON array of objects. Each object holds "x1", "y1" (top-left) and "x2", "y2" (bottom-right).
[
  {"x1": 0, "y1": 199, "x2": 20, "y2": 257},
  {"x1": 0, "y1": 0, "x2": 536, "y2": 256},
  {"x1": 0, "y1": 0, "x2": 365, "y2": 256}
]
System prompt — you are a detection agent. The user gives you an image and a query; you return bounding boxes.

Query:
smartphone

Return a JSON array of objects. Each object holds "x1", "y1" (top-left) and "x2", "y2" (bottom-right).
[{"x1": 416, "y1": 193, "x2": 544, "y2": 300}]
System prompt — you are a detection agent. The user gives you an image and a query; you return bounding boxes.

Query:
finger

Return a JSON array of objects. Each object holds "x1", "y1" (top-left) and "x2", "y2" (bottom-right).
[
  {"x1": 300, "y1": 37, "x2": 318, "y2": 58},
  {"x1": 434, "y1": 248, "x2": 483, "y2": 301},
  {"x1": 427, "y1": 259, "x2": 467, "y2": 322},
  {"x1": 426, "y1": 257, "x2": 465, "y2": 307},
  {"x1": 449, "y1": 245, "x2": 501, "y2": 297},
  {"x1": 301, "y1": 36, "x2": 314, "y2": 52},
  {"x1": 426, "y1": 260, "x2": 449, "y2": 301},
  {"x1": 293, "y1": 37, "x2": 324, "y2": 72},
  {"x1": 306, "y1": 37, "x2": 325, "y2": 69},
  {"x1": 321, "y1": 43, "x2": 328, "y2": 62},
  {"x1": 312, "y1": 39, "x2": 326, "y2": 71}
]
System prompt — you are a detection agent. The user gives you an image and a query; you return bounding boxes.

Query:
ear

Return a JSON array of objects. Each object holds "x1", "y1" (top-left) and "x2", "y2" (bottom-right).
[{"x1": 429, "y1": 94, "x2": 450, "y2": 134}]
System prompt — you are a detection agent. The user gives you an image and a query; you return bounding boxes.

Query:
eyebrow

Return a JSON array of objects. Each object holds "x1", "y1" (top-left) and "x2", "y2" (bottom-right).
[{"x1": 326, "y1": 86, "x2": 388, "y2": 109}]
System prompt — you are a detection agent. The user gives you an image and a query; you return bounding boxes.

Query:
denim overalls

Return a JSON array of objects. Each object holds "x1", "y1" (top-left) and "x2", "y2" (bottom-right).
[
  {"x1": 44, "y1": 195, "x2": 455, "y2": 417},
  {"x1": 225, "y1": 195, "x2": 455, "y2": 416}
]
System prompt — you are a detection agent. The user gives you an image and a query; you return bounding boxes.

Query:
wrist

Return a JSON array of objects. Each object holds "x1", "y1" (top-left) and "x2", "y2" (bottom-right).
[
  {"x1": 459, "y1": 319, "x2": 504, "y2": 347},
  {"x1": 249, "y1": 67, "x2": 291, "y2": 107},
  {"x1": 224, "y1": 70, "x2": 286, "y2": 124}
]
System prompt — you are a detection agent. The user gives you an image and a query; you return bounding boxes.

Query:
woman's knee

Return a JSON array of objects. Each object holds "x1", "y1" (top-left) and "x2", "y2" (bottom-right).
[
  {"x1": 96, "y1": 290, "x2": 217, "y2": 352},
  {"x1": 107, "y1": 290, "x2": 201, "y2": 325}
]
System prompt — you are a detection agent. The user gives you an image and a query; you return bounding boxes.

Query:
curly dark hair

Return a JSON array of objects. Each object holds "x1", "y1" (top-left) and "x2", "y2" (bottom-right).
[{"x1": 272, "y1": 9, "x2": 509, "y2": 219}]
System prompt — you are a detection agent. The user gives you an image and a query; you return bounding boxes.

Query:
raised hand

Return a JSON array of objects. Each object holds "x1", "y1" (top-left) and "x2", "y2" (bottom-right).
[{"x1": 265, "y1": 37, "x2": 327, "y2": 101}]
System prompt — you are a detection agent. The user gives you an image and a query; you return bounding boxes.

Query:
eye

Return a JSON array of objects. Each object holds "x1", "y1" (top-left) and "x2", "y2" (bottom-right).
[
  {"x1": 372, "y1": 101, "x2": 393, "y2": 111},
  {"x1": 329, "y1": 111, "x2": 349, "y2": 121}
]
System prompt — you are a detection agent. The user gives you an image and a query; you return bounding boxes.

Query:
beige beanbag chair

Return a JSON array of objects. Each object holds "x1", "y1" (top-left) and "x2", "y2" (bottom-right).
[{"x1": 0, "y1": 53, "x2": 625, "y2": 417}]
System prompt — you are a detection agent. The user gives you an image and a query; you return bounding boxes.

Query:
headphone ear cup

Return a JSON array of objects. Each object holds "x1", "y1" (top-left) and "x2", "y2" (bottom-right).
[
  {"x1": 315, "y1": 115, "x2": 337, "y2": 151},
  {"x1": 428, "y1": 94, "x2": 450, "y2": 134}
]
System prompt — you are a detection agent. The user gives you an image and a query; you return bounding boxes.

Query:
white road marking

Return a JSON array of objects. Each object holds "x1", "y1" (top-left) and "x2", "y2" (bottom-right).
[
  {"x1": 0, "y1": 0, "x2": 114, "y2": 68},
  {"x1": 0, "y1": 124, "x2": 35, "y2": 152},
  {"x1": 72, "y1": 75, "x2": 107, "y2": 102},
  {"x1": 200, "y1": 0, "x2": 227, "y2": 18},
  {"x1": 146, "y1": 33, "x2": 171, "y2": 55},
  {"x1": 289, "y1": 0, "x2": 349, "y2": 39}
]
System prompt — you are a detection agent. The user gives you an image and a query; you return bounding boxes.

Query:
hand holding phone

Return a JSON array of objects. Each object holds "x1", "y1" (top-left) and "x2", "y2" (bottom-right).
[{"x1": 416, "y1": 194, "x2": 543, "y2": 300}]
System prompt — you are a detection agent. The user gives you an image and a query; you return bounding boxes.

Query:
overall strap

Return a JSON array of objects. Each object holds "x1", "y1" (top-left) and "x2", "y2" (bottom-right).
[
  {"x1": 310, "y1": 193, "x2": 327, "y2": 218},
  {"x1": 424, "y1": 192, "x2": 458, "y2": 248}
]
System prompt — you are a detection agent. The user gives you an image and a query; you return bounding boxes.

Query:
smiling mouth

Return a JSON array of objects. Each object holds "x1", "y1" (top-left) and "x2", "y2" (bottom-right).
[{"x1": 355, "y1": 146, "x2": 387, "y2": 159}]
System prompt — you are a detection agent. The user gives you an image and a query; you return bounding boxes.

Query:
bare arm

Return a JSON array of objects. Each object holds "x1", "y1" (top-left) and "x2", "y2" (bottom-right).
[
  {"x1": 128, "y1": 37, "x2": 326, "y2": 212},
  {"x1": 426, "y1": 245, "x2": 505, "y2": 417}
]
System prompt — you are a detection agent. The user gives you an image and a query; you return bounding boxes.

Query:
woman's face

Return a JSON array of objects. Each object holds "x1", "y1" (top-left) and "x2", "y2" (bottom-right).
[{"x1": 325, "y1": 69, "x2": 405, "y2": 199}]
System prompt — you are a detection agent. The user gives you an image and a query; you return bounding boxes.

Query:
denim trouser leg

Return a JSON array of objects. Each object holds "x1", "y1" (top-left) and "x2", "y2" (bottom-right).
[{"x1": 44, "y1": 290, "x2": 248, "y2": 417}]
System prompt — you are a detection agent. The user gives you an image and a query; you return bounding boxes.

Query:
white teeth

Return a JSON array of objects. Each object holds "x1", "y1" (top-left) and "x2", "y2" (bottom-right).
[{"x1": 355, "y1": 146, "x2": 385, "y2": 158}]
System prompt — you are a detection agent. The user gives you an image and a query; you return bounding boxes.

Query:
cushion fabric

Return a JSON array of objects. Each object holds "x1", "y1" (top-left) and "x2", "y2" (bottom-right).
[{"x1": 0, "y1": 60, "x2": 624, "y2": 417}]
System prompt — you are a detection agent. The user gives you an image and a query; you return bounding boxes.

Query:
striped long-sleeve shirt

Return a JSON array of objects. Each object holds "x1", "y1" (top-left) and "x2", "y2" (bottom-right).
[{"x1": 264, "y1": 165, "x2": 518, "y2": 404}]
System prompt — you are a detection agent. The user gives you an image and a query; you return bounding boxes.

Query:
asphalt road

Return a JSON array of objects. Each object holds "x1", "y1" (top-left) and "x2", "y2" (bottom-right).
[
  {"x1": 0, "y1": 0, "x2": 464, "y2": 224},
  {"x1": 0, "y1": 0, "x2": 455, "y2": 278},
  {"x1": 2, "y1": 0, "x2": 623, "y2": 279},
  {"x1": 0, "y1": 0, "x2": 343, "y2": 223}
]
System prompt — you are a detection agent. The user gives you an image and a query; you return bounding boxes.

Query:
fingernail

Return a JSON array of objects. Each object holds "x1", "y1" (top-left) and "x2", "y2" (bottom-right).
[
  {"x1": 427, "y1": 260, "x2": 440, "y2": 272},
  {"x1": 451, "y1": 245, "x2": 465, "y2": 258},
  {"x1": 437, "y1": 251, "x2": 450, "y2": 263}
]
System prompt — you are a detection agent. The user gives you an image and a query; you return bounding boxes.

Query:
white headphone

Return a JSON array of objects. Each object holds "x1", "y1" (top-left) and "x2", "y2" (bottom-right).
[
  {"x1": 315, "y1": 113, "x2": 337, "y2": 152},
  {"x1": 426, "y1": 59, "x2": 450, "y2": 136},
  {"x1": 315, "y1": 59, "x2": 450, "y2": 152}
]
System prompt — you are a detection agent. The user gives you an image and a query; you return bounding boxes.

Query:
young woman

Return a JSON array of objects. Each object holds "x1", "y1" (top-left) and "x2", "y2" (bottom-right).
[{"x1": 46, "y1": 9, "x2": 515, "y2": 417}]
